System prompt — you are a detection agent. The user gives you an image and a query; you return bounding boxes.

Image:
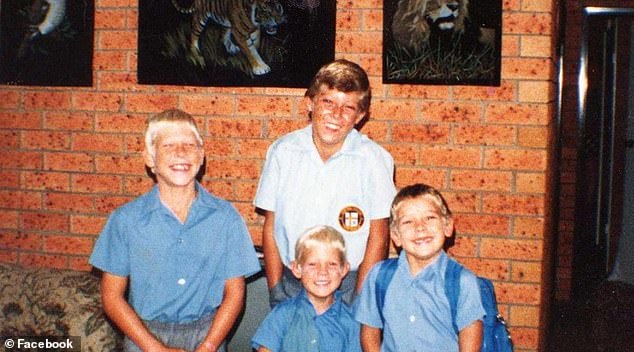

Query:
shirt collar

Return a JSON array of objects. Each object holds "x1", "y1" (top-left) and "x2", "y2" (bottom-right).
[
  {"x1": 398, "y1": 250, "x2": 448, "y2": 282},
  {"x1": 141, "y1": 182, "x2": 218, "y2": 217},
  {"x1": 299, "y1": 124, "x2": 364, "y2": 159},
  {"x1": 297, "y1": 288, "x2": 344, "y2": 317}
]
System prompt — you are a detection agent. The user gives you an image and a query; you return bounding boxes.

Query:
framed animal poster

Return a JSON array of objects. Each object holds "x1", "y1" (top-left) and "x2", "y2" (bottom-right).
[
  {"x1": 0, "y1": 0, "x2": 94, "y2": 86},
  {"x1": 137, "y1": 0, "x2": 336, "y2": 88},
  {"x1": 383, "y1": 0, "x2": 502, "y2": 86}
]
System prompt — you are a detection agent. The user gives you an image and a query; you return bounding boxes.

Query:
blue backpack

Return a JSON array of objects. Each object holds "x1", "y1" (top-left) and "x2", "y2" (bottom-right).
[{"x1": 375, "y1": 258, "x2": 513, "y2": 352}]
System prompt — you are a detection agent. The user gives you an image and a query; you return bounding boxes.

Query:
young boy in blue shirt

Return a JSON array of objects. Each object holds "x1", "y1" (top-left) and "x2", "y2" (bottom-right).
[
  {"x1": 355, "y1": 183, "x2": 485, "y2": 352},
  {"x1": 252, "y1": 225, "x2": 361, "y2": 352},
  {"x1": 89, "y1": 109, "x2": 260, "y2": 352}
]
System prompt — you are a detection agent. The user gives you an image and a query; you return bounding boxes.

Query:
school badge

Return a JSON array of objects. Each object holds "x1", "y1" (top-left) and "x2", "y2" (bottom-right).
[{"x1": 338, "y1": 205, "x2": 365, "y2": 232}]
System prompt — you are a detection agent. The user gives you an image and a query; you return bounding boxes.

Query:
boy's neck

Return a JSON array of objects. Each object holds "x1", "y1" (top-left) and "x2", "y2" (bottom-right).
[
  {"x1": 308, "y1": 294, "x2": 335, "y2": 315},
  {"x1": 158, "y1": 183, "x2": 198, "y2": 223},
  {"x1": 405, "y1": 251, "x2": 443, "y2": 277}
]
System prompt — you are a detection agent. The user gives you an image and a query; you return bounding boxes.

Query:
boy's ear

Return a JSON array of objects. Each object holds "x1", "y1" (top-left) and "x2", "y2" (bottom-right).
[
  {"x1": 304, "y1": 96, "x2": 314, "y2": 114},
  {"x1": 290, "y1": 261, "x2": 303, "y2": 279},
  {"x1": 143, "y1": 149, "x2": 155, "y2": 170},
  {"x1": 390, "y1": 229, "x2": 402, "y2": 248},
  {"x1": 341, "y1": 261, "x2": 351, "y2": 277},
  {"x1": 444, "y1": 217, "x2": 455, "y2": 238}
]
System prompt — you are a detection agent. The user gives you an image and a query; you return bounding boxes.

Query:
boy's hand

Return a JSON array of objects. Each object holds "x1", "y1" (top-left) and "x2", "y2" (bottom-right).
[{"x1": 193, "y1": 341, "x2": 217, "y2": 352}]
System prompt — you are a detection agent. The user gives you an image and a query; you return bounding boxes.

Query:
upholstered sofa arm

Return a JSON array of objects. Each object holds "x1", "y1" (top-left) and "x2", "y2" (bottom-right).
[{"x1": 0, "y1": 263, "x2": 122, "y2": 351}]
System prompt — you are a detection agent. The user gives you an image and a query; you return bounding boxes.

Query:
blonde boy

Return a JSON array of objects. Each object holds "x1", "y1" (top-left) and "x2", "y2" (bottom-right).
[
  {"x1": 90, "y1": 109, "x2": 260, "y2": 352},
  {"x1": 355, "y1": 183, "x2": 485, "y2": 351},
  {"x1": 252, "y1": 225, "x2": 361, "y2": 352}
]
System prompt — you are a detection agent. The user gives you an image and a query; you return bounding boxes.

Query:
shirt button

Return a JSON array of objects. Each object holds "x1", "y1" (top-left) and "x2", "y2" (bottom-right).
[
  {"x1": 177, "y1": 278, "x2": 186, "y2": 285},
  {"x1": 409, "y1": 315, "x2": 416, "y2": 322},
  {"x1": 177, "y1": 238, "x2": 184, "y2": 244},
  {"x1": 310, "y1": 339, "x2": 317, "y2": 344}
]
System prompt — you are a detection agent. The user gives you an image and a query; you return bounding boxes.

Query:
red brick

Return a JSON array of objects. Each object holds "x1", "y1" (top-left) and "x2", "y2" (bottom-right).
[
  {"x1": 22, "y1": 211, "x2": 69, "y2": 232},
  {"x1": 0, "y1": 91, "x2": 20, "y2": 109},
  {"x1": 511, "y1": 261, "x2": 542, "y2": 283},
  {"x1": 502, "y1": 34, "x2": 520, "y2": 56},
  {"x1": 454, "y1": 214, "x2": 511, "y2": 236},
  {"x1": 481, "y1": 238, "x2": 543, "y2": 260},
  {"x1": 125, "y1": 135, "x2": 145, "y2": 153},
  {"x1": 508, "y1": 327, "x2": 539, "y2": 349},
  {"x1": 204, "y1": 138, "x2": 235, "y2": 158},
  {"x1": 459, "y1": 257, "x2": 511, "y2": 281},
  {"x1": 234, "y1": 181, "x2": 258, "y2": 203},
  {"x1": 0, "y1": 232, "x2": 42, "y2": 250},
  {"x1": 0, "y1": 131, "x2": 18, "y2": 148},
  {"x1": 516, "y1": 173, "x2": 545, "y2": 193},
  {"x1": 518, "y1": 126, "x2": 549, "y2": 148},
  {"x1": 182, "y1": 95, "x2": 235, "y2": 116},
  {"x1": 73, "y1": 92, "x2": 124, "y2": 112},
  {"x1": 206, "y1": 159, "x2": 261, "y2": 180},
  {"x1": 0, "y1": 150, "x2": 42, "y2": 169},
  {"x1": 486, "y1": 103, "x2": 550, "y2": 125},
  {"x1": 93, "y1": 51, "x2": 127, "y2": 70},
  {"x1": 126, "y1": 94, "x2": 179, "y2": 113},
  {"x1": 98, "y1": 30, "x2": 137, "y2": 50},
  {"x1": 72, "y1": 174, "x2": 123, "y2": 193},
  {"x1": 385, "y1": 144, "x2": 417, "y2": 166},
  {"x1": 371, "y1": 98, "x2": 419, "y2": 121},
  {"x1": 363, "y1": 9, "x2": 383, "y2": 31},
  {"x1": 420, "y1": 146, "x2": 482, "y2": 168},
  {"x1": 237, "y1": 139, "x2": 269, "y2": 159},
  {"x1": 20, "y1": 253, "x2": 68, "y2": 269},
  {"x1": 266, "y1": 119, "x2": 308, "y2": 139},
  {"x1": 514, "y1": 217, "x2": 545, "y2": 239},
  {"x1": 95, "y1": 195, "x2": 133, "y2": 214},
  {"x1": 96, "y1": 112, "x2": 146, "y2": 133},
  {"x1": 235, "y1": 202, "x2": 259, "y2": 224},
  {"x1": 0, "y1": 249, "x2": 18, "y2": 264},
  {"x1": 423, "y1": 101, "x2": 482, "y2": 123},
  {"x1": 501, "y1": 58, "x2": 552, "y2": 79},
  {"x1": 237, "y1": 96, "x2": 293, "y2": 117},
  {"x1": 443, "y1": 192, "x2": 479, "y2": 213},
  {"x1": 503, "y1": 13, "x2": 552, "y2": 35},
  {"x1": 0, "y1": 210, "x2": 18, "y2": 229},
  {"x1": 45, "y1": 112, "x2": 94, "y2": 131},
  {"x1": 336, "y1": 31, "x2": 381, "y2": 54},
  {"x1": 45, "y1": 193, "x2": 95, "y2": 212},
  {"x1": 454, "y1": 125, "x2": 516, "y2": 146},
  {"x1": 207, "y1": 118, "x2": 263, "y2": 138},
  {"x1": 44, "y1": 152, "x2": 94, "y2": 172},
  {"x1": 126, "y1": 9, "x2": 138, "y2": 28},
  {"x1": 359, "y1": 121, "x2": 389, "y2": 142},
  {"x1": 0, "y1": 112, "x2": 41, "y2": 129},
  {"x1": 453, "y1": 81, "x2": 516, "y2": 101},
  {"x1": 95, "y1": 155, "x2": 146, "y2": 175},
  {"x1": 483, "y1": 194, "x2": 544, "y2": 215},
  {"x1": 336, "y1": 9, "x2": 361, "y2": 30},
  {"x1": 389, "y1": 85, "x2": 450, "y2": 100},
  {"x1": 24, "y1": 92, "x2": 71, "y2": 110},
  {"x1": 447, "y1": 235, "x2": 478, "y2": 257},
  {"x1": 22, "y1": 131, "x2": 70, "y2": 150},
  {"x1": 98, "y1": 72, "x2": 138, "y2": 91},
  {"x1": 0, "y1": 191, "x2": 42, "y2": 210},
  {"x1": 68, "y1": 256, "x2": 92, "y2": 271},
  {"x1": 123, "y1": 176, "x2": 154, "y2": 195},
  {"x1": 71, "y1": 215, "x2": 107, "y2": 235},
  {"x1": 95, "y1": 8, "x2": 127, "y2": 29},
  {"x1": 0, "y1": 171, "x2": 19, "y2": 188},
  {"x1": 484, "y1": 149, "x2": 547, "y2": 171},
  {"x1": 394, "y1": 168, "x2": 447, "y2": 189},
  {"x1": 72, "y1": 133, "x2": 125, "y2": 153},
  {"x1": 202, "y1": 180, "x2": 235, "y2": 200},
  {"x1": 44, "y1": 235, "x2": 94, "y2": 255},
  {"x1": 451, "y1": 170, "x2": 512, "y2": 191},
  {"x1": 23, "y1": 172, "x2": 70, "y2": 191},
  {"x1": 509, "y1": 305, "x2": 540, "y2": 327},
  {"x1": 392, "y1": 123, "x2": 451, "y2": 143}
]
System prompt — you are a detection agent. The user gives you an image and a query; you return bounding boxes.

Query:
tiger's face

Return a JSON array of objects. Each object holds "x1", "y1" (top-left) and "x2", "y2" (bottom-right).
[
  {"x1": 255, "y1": 0, "x2": 286, "y2": 35},
  {"x1": 424, "y1": 0, "x2": 467, "y2": 32}
]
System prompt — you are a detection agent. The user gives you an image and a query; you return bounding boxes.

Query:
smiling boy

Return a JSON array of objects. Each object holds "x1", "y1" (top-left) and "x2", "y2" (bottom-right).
[
  {"x1": 90, "y1": 109, "x2": 260, "y2": 352},
  {"x1": 355, "y1": 183, "x2": 485, "y2": 352}
]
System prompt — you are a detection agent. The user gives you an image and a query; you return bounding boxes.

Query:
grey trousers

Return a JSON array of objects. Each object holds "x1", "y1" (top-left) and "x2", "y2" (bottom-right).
[{"x1": 123, "y1": 311, "x2": 227, "y2": 352}]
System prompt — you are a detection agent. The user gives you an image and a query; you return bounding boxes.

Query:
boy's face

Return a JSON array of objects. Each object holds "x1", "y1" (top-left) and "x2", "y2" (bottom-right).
[
  {"x1": 391, "y1": 195, "x2": 454, "y2": 274},
  {"x1": 307, "y1": 86, "x2": 366, "y2": 157},
  {"x1": 144, "y1": 121, "x2": 204, "y2": 189},
  {"x1": 291, "y1": 243, "x2": 349, "y2": 306}
]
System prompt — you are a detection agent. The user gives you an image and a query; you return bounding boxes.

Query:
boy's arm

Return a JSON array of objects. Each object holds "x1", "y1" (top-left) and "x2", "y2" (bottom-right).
[
  {"x1": 458, "y1": 320, "x2": 483, "y2": 352},
  {"x1": 101, "y1": 272, "x2": 185, "y2": 352},
  {"x1": 196, "y1": 276, "x2": 246, "y2": 352},
  {"x1": 262, "y1": 210, "x2": 284, "y2": 289},
  {"x1": 356, "y1": 218, "x2": 389, "y2": 292},
  {"x1": 257, "y1": 347, "x2": 272, "y2": 352},
  {"x1": 360, "y1": 324, "x2": 382, "y2": 352}
]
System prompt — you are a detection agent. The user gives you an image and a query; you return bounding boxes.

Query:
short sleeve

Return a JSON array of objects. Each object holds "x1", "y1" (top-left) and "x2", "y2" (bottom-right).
[
  {"x1": 89, "y1": 209, "x2": 130, "y2": 277},
  {"x1": 220, "y1": 206, "x2": 261, "y2": 280},
  {"x1": 354, "y1": 262, "x2": 384, "y2": 328},
  {"x1": 455, "y1": 270, "x2": 486, "y2": 331},
  {"x1": 251, "y1": 304, "x2": 291, "y2": 351},
  {"x1": 365, "y1": 147, "x2": 396, "y2": 220},
  {"x1": 253, "y1": 142, "x2": 281, "y2": 212}
]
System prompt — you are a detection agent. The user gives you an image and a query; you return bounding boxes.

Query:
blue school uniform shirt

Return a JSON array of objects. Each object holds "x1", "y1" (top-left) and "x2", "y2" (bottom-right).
[
  {"x1": 355, "y1": 251, "x2": 485, "y2": 352},
  {"x1": 89, "y1": 182, "x2": 261, "y2": 323},
  {"x1": 252, "y1": 289, "x2": 361, "y2": 352}
]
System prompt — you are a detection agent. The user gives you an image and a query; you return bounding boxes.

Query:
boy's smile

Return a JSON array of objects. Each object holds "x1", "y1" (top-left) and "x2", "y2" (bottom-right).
[{"x1": 391, "y1": 196, "x2": 454, "y2": 276}]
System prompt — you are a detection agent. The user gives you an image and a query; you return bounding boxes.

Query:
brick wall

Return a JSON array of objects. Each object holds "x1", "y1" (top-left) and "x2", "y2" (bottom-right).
[{"x1": 0, "y1": 0, "x2": 557, "y2": 350}]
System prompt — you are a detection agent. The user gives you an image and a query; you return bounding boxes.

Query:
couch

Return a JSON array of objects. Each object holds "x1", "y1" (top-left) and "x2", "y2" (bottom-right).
[{"x1": 0, "y1": 263, "x2": 123, "y2": 351}]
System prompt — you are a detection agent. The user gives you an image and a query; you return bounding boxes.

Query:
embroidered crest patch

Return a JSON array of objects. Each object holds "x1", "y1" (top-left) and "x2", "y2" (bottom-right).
[{"x1": 338, "y1": 205, "x2": 365, "y2": 232}]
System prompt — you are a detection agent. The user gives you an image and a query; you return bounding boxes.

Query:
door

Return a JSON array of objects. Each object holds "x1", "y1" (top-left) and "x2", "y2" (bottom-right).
[{"x1": 573, "y1": 8, "x2": 633, "y2": 299}]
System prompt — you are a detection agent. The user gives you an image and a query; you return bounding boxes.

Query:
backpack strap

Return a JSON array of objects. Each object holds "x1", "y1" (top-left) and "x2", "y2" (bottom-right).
[
  {"x1": 375, "y1": 258, "x2": 398, "y2": 324},
  {"x1": 444, "y1": 258, "x2": 464, "y2": 335}
]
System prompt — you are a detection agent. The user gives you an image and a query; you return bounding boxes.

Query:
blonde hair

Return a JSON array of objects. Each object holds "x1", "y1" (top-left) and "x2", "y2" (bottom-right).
[
  {"x1": 305, "y1": 59, "x2": 371, "y2": 113},
  {"x1": 390, "y1": 183, "x2": 452, "y2": 234},
  {"x1": 295, "y1": 225, "x2": 347, "y2": 265},
  {"x1": 144, "y1": 109, "x2": 203, "y2": 158}
]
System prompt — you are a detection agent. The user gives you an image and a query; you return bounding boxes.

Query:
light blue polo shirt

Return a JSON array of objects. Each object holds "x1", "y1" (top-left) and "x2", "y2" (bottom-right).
[
  {"x1": 252, "y1": 289, "x2": 361, "y2": 352},
  {"x1": 254, "y1": 124, "x2": 396, "y2": 270},
  {"x1": 355, "y1": 251, "x2": 485, "y2": 352},
  {"x1": 89, "y1": 182, "x2": 261, "y2": 323}
]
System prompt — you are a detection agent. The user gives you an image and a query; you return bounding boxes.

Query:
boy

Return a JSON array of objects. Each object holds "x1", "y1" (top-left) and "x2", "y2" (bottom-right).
[
  {"x1": 89, "y1": 109, "x2": 260, "y2": 352},
  {"x1": 251, "y1": 225, "x2": 361, "y2": 352},
  {"x1": 254, "y1": 59, "x2": 396, "y2": 306},
  {"x1": 355, "y1": 183, "x2": 485, "y2": 351}
]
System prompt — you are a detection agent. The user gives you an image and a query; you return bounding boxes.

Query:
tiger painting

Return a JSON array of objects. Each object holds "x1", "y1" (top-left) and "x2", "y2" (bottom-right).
[{"x1": 170, "y1": 0, "x2": 286, "y2": 75}]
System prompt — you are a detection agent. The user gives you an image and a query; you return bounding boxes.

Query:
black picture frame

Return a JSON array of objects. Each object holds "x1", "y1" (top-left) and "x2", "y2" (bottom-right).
[
  {"x1": 383, "y1": 0, "x2": 502, "y2": 86},
  {"x1": 137, "y1": 0, "x2": 336, "y2": 88},
  {"x1": 0, "y1": 0, "x2": 94, "y2": 87}
]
